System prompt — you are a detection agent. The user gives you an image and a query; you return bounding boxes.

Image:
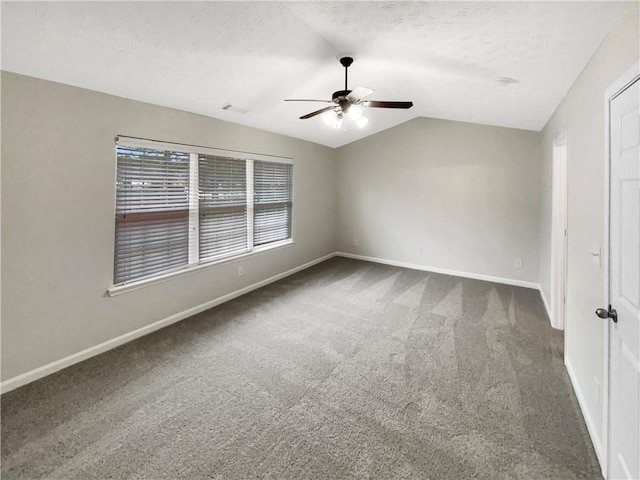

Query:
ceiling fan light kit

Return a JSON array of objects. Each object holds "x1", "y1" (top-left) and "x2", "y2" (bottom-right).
[
  {"x1": 321, "y1": 111, "x2": 335, "y2": 126},
  {"x1": 285, "y1": 56, "x2": 413, "y2": 131},
  {"x1": 348, "y1": 105, "x2": 363, "y2": 121},
  {"x1": 322, "y1": 108, "x2": 364, "y2": 130}
]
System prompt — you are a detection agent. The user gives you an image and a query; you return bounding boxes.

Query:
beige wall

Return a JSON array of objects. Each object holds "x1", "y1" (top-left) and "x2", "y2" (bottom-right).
[
  {"x1": 1, "y1": 72, "x2": 337, "y2": 381},
  {"x1": 336, "y1": 117, "x2": 542, "y2": 284},
  {"x1": 3, "y1": 11, "x2": 638, "y2": 456},
  {"x1": 538, "y1": 2, "x2": 639, "y2": 461}
]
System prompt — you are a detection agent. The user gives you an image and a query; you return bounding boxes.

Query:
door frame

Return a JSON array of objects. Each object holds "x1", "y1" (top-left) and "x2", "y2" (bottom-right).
[
  {"x1": 602, "y1": 59, "x2": 639, "y2": 480},
  {"x1": 551, "y1": 131, "x2": 568, "y2": 331}
]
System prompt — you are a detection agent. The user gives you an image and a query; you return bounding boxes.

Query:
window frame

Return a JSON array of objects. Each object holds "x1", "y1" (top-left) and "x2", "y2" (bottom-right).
[
  {"x1": 109, "y1": 136, "x2": 294, "y2": 297},
  {"x1": 253, "y1": 160, "x2": 293, "y2": 247}
]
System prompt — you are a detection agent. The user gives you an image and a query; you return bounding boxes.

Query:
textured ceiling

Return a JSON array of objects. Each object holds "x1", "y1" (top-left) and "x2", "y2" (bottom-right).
[{"x1": 1, "y1": 1, "x2": 627, "y2": 148}]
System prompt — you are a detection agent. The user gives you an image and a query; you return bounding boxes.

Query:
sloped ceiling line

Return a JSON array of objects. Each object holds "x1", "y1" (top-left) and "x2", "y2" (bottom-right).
[{"x1": 1, "y1": 1, "x2": 626, "y2": 148}]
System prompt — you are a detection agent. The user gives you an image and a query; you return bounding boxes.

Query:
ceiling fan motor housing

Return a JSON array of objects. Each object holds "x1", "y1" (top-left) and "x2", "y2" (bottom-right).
[
  {"x1": 332, "y1": 90, "x2": 351, "y2": 103},
  {"x1": 331, "y1": 91, "x2": 353, "y2": 114}
]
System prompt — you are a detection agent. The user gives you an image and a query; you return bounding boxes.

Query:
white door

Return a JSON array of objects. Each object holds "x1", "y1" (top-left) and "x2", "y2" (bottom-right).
[{"x1": 607, "y1": 77, "x2": 640, "y2": 480}]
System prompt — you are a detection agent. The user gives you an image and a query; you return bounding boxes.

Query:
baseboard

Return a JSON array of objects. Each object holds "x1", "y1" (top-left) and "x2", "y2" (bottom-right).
[
  {"x1": 539, "y1": 287, "x2": 553, "y2": 326},
  {"x1": 0, "y1": 252, "x2": 336, "y2": 395},
  {"x1": 335, "y1": 252, "x2": 540, "y2": 290},
  {"x1": 0, "y1": 251, "x2": 546, "y2": 393},
  {"x1": 565, "y1": 358, "x2": 605, "y2": 475}
]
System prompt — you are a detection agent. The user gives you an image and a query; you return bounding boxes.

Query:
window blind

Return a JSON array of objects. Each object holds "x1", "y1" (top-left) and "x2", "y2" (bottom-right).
[
  {"x1": 112, "y1": 137, "x2": 293, "y2": 291},
  {"x1": 254, "y1": 161, "x2": 292, "y2": 246},
  {"x1": 114, "y1": 145, "x2": 190, "y2": 284},
  {"x1": 198, "y1": 155, "x2": 248, "y2": 260}
]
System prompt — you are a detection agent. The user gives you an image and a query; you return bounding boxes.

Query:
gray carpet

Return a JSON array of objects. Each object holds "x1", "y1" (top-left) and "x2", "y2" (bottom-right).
[{"x1": 2, "y1": 257, "x2": 601, "y2": 479}]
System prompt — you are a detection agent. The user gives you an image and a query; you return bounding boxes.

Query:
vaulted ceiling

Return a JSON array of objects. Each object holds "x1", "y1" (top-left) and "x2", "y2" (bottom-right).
[{"x1": 1, "y1": 1, "x2": 626, "y2": 148}]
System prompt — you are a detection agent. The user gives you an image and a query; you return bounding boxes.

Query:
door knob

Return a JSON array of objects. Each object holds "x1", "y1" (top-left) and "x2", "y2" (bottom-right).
[{"x1": 595, "y1": 305, "x2": 617, "y2": 323}]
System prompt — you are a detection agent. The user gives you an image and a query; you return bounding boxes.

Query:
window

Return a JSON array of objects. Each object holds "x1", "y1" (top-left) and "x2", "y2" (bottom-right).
[
  {"x1": 114, "y1": 137, "x2": 293, "y2": 287},
  {"x1": 114, "y1": 146, "x2": 190, "y2": 284},
  {"x1": 198, "y1": 155, "x2": 248, "y2": 261},
  {"x1": 254, "y1": 161, "x2": 293, "y2": 246}
]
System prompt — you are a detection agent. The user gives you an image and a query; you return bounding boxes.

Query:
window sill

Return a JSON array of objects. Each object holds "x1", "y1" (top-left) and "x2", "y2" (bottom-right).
[{"x1": 107, "y1": 239, "x2": 295, "y2": 297}]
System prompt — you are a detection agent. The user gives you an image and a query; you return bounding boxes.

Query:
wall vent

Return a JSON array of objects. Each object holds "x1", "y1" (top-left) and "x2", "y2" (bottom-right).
[{"x1": 220, "y1": 103, "x2": 250, "y2": 114}]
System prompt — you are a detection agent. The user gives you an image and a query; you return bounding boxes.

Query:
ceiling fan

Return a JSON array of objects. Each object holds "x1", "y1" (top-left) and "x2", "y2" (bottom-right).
[{"x1": 285, "y1": 56, "x2": 413, "y2": 129}]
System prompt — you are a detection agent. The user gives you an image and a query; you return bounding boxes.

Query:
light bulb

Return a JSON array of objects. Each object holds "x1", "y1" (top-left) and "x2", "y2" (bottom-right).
[
  {"x1": 333, "y1": 115, "x2": 344, "y2": 129},
  {"x1": 322, "y1": 110, "x2": 336, "y2": 126},
  {"x1": 348, "y1": 105, "x2": 363, "y2": 121},
  {"x1": 356, "y1": 116, "x2": 368, "y2": 128}
]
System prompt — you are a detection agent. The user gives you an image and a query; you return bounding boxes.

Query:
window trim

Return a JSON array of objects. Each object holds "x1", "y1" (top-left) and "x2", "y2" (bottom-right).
[
  {"x1": 110, "y1": 136, "x2": 293, "y2": 296},
  {"x1": 107, "y1": 238, "x2": 294, "y2": 297},
  {"x1": 116, "y1": 136, "x2": 293, "y2": 165}
]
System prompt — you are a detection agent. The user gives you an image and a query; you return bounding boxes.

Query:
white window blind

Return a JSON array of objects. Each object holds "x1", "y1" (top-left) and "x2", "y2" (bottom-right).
[
  {"x1": 113, "y1": 137, "x2": 293, "y2": 290},
  {"x1": 114, "y1": 145, "x2": 190, "y2": 284},
  {"x1": 254, "y1": 161, "x2": 293, "y2": 246},
  {"x1": 198, "y1": 155, "x2": 248, "y2": 260}
]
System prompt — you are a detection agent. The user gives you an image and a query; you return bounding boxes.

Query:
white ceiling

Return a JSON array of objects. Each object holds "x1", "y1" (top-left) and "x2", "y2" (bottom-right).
[{"x1": 1, "y1": 1, "x2": 627, "y2": 148}]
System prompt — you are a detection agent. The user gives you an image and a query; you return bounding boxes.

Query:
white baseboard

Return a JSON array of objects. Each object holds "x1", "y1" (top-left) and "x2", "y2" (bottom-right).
[
  {"x1": 0, "y1": 252, "x2": 336, "y2": 394},
  {"x1": 335, "y1": 251, "x2": 540, "y2": 290},
  {"x1": 0, "y1": 251, "x2": 547, "y2": 394},
  {"x1": 565, "y1": 358, "x2": 605, "y2": 475},
  {"x1": 539, "y1": 287, "x2": 553, "y2": 326}
]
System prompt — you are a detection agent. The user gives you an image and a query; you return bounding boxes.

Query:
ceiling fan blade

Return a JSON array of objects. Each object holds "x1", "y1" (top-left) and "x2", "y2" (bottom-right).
[
  {"x1": 346, "y1": 87, "x2": 375, "y2": 103},
  {"x1": 364, "y1": 101, "x2": 413, "y2": 109},
  {"x1": 300, "y1": 105, "x2": 336, "y2": 119},
  {"x1": 285, "y1": 99, "x2": 333, "y2": 103}
]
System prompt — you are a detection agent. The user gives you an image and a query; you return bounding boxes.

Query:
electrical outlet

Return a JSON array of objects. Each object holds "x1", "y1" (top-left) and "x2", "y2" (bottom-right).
[
  {"x1": 353, "y1": 238, "x2": 360, "y2": 247},
  {"x1": 238, "y1": 266, "x2": 244, "y2": 276},
  {"x1": 515, "y1": 259, "x2": 523, "y2": 270}
]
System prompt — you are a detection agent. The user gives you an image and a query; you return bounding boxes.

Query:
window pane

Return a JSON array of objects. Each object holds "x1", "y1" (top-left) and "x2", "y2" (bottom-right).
[
  {"x1": 114, "y1": 145, "x2": 190, "y2": 284},
  {"x1": 198, "y1": 155, "x2": 248, "y2": 260},
  {"x1": 254, "y1": 161, "x2": 292, "y2": 246}
]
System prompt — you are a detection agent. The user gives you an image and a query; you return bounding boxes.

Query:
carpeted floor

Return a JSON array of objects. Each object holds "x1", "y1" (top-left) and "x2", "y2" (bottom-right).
[{"x1": 2, "y1": 258, "x2": 601, "y2": 479}]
